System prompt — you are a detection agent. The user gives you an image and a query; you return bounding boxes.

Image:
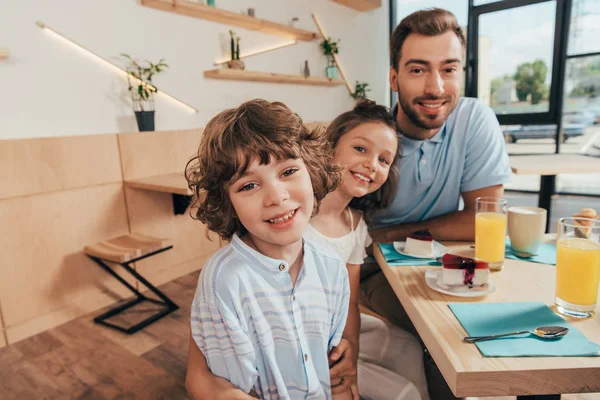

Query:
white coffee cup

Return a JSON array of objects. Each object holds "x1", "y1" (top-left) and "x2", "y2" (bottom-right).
[{"x1": 507, "y1": 206, "x2": 547, "y2": 257}]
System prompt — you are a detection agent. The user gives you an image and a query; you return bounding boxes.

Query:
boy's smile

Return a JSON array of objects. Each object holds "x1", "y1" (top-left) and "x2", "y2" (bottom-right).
[{"x1": 228, "y1": 156, "x2": 313, "y2": 259}]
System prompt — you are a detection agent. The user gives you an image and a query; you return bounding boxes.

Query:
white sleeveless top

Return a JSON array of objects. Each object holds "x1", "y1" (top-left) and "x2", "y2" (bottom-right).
[{"x1": 305, "y1": 208, "x2": 373, "y2": 264}]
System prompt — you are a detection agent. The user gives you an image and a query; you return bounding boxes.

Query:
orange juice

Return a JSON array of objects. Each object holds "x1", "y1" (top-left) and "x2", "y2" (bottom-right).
[
  {"x1": 476, "y1": 212, "x2": 507, "y2": 269},
  {"x1": 556, "y1": 238, "x2": 600, "y2": 306}
]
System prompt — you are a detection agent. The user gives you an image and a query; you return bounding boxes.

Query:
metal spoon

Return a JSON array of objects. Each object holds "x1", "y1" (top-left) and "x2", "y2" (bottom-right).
[{"x1": 464, "y1": 325, "x2": 569, "y2": 343}]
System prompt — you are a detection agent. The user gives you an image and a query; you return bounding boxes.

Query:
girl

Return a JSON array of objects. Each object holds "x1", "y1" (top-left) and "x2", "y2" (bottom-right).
[{"x1": 309, "y1": 100, "x2": 429, "y2": 400}]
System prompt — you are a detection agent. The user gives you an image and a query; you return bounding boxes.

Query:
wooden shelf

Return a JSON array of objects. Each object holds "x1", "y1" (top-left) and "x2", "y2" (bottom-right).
[
  {"x1": 0, "y1": 48, "x2": 9, "y2": 60},
  {"x1": 204, "y1": 69, "x2": 344, "y2": 87},
  {"x1": 331, "y1": 0, "x2": 382, "y2": 12},
  {"x1": 141, "y1": 0, "x2": 321, "y2": 41}
]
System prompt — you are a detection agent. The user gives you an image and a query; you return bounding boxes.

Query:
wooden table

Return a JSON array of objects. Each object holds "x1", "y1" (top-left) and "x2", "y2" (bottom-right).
[
  {"x1": 125, "y1": 173, "x2": 192, "y2": 215},
  {"x1": 374, "y1": 240, "x2": 600, "y2": 399},
  {"x1": 509, "y1": 154, "x2": 600, "y2": 230}
]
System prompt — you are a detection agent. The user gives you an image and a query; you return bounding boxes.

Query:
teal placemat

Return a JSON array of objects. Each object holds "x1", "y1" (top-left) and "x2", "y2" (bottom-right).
[
  {"x1": 505, "y1": 237, "x2": 556, "y2": 265},
  {"x1": 378, "y1": 243, "x2": 440, "y2": 266},
  {"x1": 449, "y1": 302, "x2": 600, "y2": 357}
]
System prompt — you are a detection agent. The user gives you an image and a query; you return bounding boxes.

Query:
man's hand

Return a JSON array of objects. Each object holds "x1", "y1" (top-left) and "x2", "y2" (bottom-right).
[{"x1": 329, "y1": 339, "x2": 358, "y2": 396}]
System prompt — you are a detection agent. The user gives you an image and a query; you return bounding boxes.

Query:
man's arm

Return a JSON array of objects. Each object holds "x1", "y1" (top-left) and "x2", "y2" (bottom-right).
[
  {"x1": 370, "y1": 184, "x2": 504, "y2": 242},
  {"x1": 186, "y1": 332, "x2": 257, "y2": 400}
]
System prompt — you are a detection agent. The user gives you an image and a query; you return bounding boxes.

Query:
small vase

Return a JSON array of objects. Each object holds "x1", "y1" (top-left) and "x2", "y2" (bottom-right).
[
  {"x1": 135, "y1": 111, "x2": 155, "y2": 132},
  {"x1": 206, "y1": 0, "x2": 215, "y2": 6},
  {"x1": 227, "y1": 59, "x2": 245, "y2": 70},
  {"x1": 326, "y1": 65, "x2": 338, "y2": 80}
]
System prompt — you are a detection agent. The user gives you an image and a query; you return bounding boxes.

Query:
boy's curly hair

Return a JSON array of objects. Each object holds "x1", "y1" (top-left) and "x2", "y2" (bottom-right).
[
  {"x1": 324, "y1": 100, "x2": 400, "y2": 222},
  {"x1": 185, "y1": 99, "x2": 341, "y2": 241}
]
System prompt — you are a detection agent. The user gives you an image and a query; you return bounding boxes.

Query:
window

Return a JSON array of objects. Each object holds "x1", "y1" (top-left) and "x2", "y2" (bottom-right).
[
  {"x1": 479, "y1": 2, "x2": 557, "y2": 116},
  {"x1": 468, "y1": 0, "x2": 564, "y2": 126},
  {"x1": 568, "y1": 0, "x2": 600, "y2": 56}
]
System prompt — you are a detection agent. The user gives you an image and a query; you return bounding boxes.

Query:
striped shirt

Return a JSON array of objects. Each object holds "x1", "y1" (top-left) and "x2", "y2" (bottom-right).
[{"x1": 191, "y1": 234, "x2": 350, "y2": 399}]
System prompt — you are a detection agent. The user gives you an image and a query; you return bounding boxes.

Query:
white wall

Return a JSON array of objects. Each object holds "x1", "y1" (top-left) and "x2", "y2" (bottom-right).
[{"x1": 0, "y1": 0, "x2": 389, "y2": 139}]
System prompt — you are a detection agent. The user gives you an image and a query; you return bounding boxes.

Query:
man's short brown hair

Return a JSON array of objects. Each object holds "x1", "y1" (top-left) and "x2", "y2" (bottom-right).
[
  {"x1": 390, "y1": 8, "x2": 465, "y2": 70},
  {"x1": 185, "y1": 99, "x2": 341, "y2": 241}
]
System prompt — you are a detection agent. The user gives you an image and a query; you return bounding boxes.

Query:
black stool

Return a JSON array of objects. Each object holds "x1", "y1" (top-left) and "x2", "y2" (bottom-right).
[{"x1": 84, "y1": 233, "x2": 179, "y2": 334}]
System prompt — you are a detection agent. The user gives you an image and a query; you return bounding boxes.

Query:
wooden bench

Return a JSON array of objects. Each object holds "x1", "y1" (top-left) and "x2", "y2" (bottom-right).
[{"x1": 83, "y1": 233, "x2": 178, "y2": 334}]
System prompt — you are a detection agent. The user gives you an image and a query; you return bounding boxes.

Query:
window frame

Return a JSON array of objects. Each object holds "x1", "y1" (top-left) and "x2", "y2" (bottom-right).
[{"x1": 467, "y1": 0, "x2": 571, "y2": 128}]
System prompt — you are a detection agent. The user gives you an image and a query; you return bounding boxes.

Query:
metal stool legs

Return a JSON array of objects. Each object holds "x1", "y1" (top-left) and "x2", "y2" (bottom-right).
[{"x1": 87, "y1": 246, "x2": 179, "y2": 334}]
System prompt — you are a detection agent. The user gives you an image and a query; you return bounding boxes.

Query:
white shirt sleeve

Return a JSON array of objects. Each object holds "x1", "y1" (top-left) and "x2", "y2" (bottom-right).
[
  {"x1": 190, "y1": 294, "x2": 258, "y2": 393},
  {"x1": 347, "y1": 216, "x2": 373, "y2": 265}
]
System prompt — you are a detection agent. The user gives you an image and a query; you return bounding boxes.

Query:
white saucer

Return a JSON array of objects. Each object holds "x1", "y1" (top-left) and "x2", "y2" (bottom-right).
[
  {"x1": 424, "y1": 269, "x2": 495, "y2": 298},
  {"x1": 393, "y1": 240, "x2": 449, "y2": 259}
]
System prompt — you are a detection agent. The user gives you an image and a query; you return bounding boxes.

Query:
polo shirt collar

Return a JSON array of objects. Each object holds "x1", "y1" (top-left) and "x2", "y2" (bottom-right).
[{"x1": 392, "y1": 103, "x2": 446, "y2": 156}]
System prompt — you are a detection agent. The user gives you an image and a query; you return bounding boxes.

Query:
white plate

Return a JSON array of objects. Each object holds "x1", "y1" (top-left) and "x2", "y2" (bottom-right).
[
  {"x1": 425, "y1": 269, "x2": 495, "y2": 298},
  {"x1": 393, "y1": 240, "x2": 449, "y2": 259}
]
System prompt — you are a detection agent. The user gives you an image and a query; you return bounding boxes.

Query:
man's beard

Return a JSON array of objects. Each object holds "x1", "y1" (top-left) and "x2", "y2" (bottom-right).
[{"x1": 396, "y1": 82, "x2": 454, "y2": 132}]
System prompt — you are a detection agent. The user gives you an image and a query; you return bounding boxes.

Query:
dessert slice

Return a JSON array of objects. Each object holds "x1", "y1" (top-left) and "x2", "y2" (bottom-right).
[
  {"x1": 440, "y1": 254, "x2": 490, "y2": 288},
  {"x1": 404, "y1": 229, "x2": 434, "y2": 256},
  {"x1": 573, "y1": 208, "x2": 597, "y2": 238}
]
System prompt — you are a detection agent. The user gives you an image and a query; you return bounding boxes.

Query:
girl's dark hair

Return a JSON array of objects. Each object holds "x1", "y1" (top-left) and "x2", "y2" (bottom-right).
[{"x1": 324, "y1": 100, "x2": 400, "y2": 222}]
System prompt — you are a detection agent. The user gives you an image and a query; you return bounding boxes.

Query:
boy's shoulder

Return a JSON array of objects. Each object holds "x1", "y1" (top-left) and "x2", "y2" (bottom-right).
[
  {"x1": 304, "y1": 237, "x2": 346, "y2": 269},
  {"x1": 197, "y1": 241, "x2": 253, "y2": 302}
]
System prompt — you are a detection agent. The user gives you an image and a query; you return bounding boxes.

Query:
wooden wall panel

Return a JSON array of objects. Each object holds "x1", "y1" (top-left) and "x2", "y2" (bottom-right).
[
  {"x1": 0, "y1": 183, "x2": 132, "y2": 344},
  {"x1": 118, "y1": 129, "x2": 203, "y2": 180},
  {"x1": 0, "y1": 134, "x2": 121, "y2": 200},
  {"x1": 124, "y1": 186, "x2": 221, "y2": 287}
]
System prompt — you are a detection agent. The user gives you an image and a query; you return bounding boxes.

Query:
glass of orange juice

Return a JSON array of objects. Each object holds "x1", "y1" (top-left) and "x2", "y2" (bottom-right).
[
  {"x1": 555, "y1": 217, "x2": 600, "y2": 318},
  {"x1": 475, "y1": 197, "x2": 507, "y2": 271}
]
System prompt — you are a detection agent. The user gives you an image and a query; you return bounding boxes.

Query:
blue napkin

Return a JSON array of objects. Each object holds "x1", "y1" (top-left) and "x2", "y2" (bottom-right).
[
  {"x1": 505, "y1": 237, "x2": 557, "y2": 265},
  {"x1": 449, "y1": 302, "x2": 600, "y2": 357},
  {"x1": 377, "y1": 243, "x2": 440, "y2": 266}
]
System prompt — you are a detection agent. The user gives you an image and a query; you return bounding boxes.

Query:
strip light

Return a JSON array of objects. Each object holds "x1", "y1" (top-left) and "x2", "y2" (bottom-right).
[
  {"x1": 36, "y1": 21, "x2": 198, "y2": 113},
  {"x1": 213, "y1": 40, "x2": 297, "y2": 65}
]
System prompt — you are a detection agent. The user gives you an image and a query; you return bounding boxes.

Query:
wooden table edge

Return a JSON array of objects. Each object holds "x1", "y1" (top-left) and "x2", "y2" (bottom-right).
[
  {"x1": 373, "y1": 241, "x2": 600, "y2": 397},
  {"x1": 373, "y1": 242, "x2": 460, "y2": 396}
]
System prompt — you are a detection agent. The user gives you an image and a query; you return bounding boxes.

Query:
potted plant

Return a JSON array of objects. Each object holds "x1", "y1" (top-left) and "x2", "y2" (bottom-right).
[
  {"x1": 119, "y1": 53, "x2": 169, "y2": 132},
  {"x1": 320, "y1": 37, "x2": 340, "y2": 80},
  {"x1": 352, "y1": 81, "x2": 371, "y2": 101}
]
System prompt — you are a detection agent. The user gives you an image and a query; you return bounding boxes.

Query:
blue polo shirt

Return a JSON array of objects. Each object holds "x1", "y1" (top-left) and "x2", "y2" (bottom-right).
[{"x1": 371, "y1": 97, "x2": 511, "y2": 228}]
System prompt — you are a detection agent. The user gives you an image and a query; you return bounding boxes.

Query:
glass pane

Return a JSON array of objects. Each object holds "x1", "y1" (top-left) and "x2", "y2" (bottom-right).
[
  {"x1": 556, "y1": 54, "x2": 600, "y2": 195},
  {"x1": 478, "y1": 1, "x2": 556, "y2": 115},
  {"x1": 503, "y1": 124, "x2": 556, "y2": 192},
  {"x1": 568, "y1": 0, "x2": 600, "y2": 56}
]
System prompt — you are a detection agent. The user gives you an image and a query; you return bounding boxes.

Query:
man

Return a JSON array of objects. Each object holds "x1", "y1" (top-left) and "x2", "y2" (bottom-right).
[{"x1": 361, "y1": 8, "x2": 512, "y2": 400}]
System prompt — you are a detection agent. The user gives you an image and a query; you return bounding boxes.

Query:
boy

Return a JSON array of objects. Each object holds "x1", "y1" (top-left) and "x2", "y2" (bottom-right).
[{"x1": 185, "y1": 99, "x2": 352, "y2": 399}]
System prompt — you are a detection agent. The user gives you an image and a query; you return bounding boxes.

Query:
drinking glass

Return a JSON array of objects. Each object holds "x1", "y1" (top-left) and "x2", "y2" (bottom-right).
[
  {"x1": 475, "y1": 197, "x2": 508, "y2": 271},
  {"x1": 555, "y1": 217, "x2": 600, "y2": 318}
]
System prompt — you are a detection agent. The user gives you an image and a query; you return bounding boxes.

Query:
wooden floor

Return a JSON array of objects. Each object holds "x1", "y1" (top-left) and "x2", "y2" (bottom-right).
[
  {"x1": 0, "y1": 269, "x2": 597, "y2": 400},
  {"x1": 0, "y1": 271, "x2": 200, "y2": 400}
]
